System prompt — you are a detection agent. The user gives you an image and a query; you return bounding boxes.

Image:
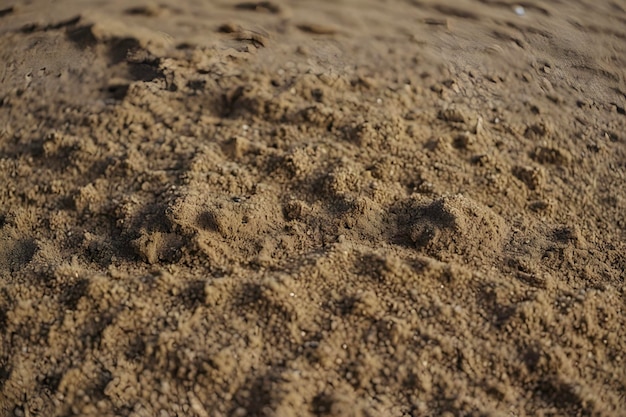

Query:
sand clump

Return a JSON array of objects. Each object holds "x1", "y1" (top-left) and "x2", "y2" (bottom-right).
[{"x1": 1, "y1": 0, "x2": 625, "y2": 416}]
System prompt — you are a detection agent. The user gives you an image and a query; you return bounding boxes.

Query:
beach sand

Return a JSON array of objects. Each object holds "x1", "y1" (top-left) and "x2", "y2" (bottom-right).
[{"x1": 1, "y1": 0, "x2": 625, "y2": 415}]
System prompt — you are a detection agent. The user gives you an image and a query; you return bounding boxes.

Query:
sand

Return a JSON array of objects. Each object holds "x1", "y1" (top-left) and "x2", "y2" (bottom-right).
[{"x1": 0, "y1": 0, "x2": 625, "y2": 416}]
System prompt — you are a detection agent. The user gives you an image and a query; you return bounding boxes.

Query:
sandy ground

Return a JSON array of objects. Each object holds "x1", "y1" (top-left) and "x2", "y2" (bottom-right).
[{"x1": 1, "y1": 0, "x2": 625, "y2": 416}]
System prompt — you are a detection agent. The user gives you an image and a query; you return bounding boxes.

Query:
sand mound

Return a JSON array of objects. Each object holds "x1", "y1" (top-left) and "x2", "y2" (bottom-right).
[{"x1": 407, "y1": 194, "x2": 508, "y2": 260}]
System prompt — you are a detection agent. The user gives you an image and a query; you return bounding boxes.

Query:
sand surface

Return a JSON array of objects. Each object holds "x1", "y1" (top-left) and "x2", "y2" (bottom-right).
[{"x1": 1, "y1": 0, "x2": 625, "y2": 416}]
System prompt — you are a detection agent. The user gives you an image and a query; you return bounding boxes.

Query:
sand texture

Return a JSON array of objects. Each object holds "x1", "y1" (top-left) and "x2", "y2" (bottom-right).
[{"x1": 1, "y1": 0, "x2": 625, "y2": 416}]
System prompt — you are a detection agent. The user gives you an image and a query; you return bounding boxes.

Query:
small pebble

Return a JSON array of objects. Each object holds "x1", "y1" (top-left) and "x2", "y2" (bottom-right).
[{"x1": 514, "y1": 5, "x2": 525, "y2": 16}]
